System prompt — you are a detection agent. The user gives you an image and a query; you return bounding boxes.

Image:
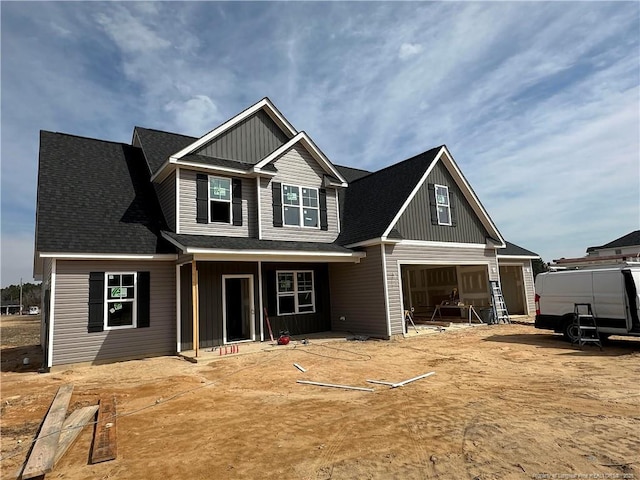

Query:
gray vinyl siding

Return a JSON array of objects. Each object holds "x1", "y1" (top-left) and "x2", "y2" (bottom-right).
[
  {"x1": 195, "y1": 110, "x2": 289, "y2": 163},
  {"x1": 394, "y1": 161, "x2": 490, "y2": 243},
  {"x1": 260, "y1": 146, "x2": 339, "y2": 242},
  {"x1": 178, "y1": 169, "x2": 258, "y2": 237},
  {"x1": 498, "y1": 258, "x2": 535, "y2": 315},
  {"x1": 384, "y1": 243, "x2": 500, "y2": 335},
  {"x1": 51, "y1": 260, "x2": 176, "y2": 366},
  {"x1": 155, "y1": 170, "x2": 176, "y2": 231},
  {"x1": 328, "y1": 246, "x2": 388, "y2": 338}
]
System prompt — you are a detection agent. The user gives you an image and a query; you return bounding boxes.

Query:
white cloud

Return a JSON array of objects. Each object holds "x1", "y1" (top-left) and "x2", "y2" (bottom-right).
[
  {"x1": 398, "y1": 42, "x2": 423, "y2": 60},
  {"x1": 163, "y1": 95, "x2": 220, "y2": 137},
  {"x1": 95, "y1": 7, "x2": 170, "y2": 54}
]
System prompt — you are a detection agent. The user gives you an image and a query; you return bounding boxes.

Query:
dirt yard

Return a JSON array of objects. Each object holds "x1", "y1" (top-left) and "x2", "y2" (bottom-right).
[{"x1": 1, "y1": 315, "x2": 639, "y2": 480}]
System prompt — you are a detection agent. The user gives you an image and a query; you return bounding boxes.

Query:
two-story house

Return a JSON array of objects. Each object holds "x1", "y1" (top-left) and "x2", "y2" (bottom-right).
[{"x1": 34, "y1": 98, "x2": 538, "y2": 369}]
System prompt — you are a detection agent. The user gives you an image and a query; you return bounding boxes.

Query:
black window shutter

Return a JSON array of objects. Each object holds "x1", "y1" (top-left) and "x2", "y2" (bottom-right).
[
  {"x1": 427, "y1": 183, "x2": 438, "y2": 225},
  {"x1": 272, "y1": 182, "x2": 283, "y2": 227},
  {"x1": 449, "y1": 191, "x2": 457, "y2": 227},
  {"x1": 232, "y1": 178, "x2": 243, "y2": 226},
  {"x1": 196, "y1": 174, "x2": 208, "y2": 224},
  {"x1": 88, "y1": 272, "x2": 104, "y2": 333},
  {"x1": 319, "y1": 188, "x2": 328, "y2": 231},
  {"x1": 137, "y1": 271, "x2": 151, "y2": 328}
]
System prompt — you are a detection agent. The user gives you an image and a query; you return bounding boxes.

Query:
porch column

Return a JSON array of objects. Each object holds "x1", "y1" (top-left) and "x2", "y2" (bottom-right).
[{"x1": 191, "y1": 261, "x2": 199, "y2": 357}]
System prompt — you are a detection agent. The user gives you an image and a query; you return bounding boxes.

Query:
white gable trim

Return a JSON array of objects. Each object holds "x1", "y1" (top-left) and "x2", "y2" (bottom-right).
[
  {"x1": 381, "y1": 146, "x2": 505, "y2": 247},
  {"x1": 170, "y1": 98, "x2": 297, "y2": 161},
  {"x1": 253, "y1": 132, "x2": 348, "y2": 186}
]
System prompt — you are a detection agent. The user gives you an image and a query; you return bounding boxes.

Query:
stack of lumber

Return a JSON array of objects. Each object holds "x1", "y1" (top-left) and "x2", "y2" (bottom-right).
[{"x1": 19, "y1": 385, "x2": 117, "y2": 479}]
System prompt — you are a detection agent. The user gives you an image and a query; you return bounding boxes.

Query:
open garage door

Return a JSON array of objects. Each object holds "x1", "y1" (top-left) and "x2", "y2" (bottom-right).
[{"x1": 401, "y1": 264, "x2": 492, "y2": 325}]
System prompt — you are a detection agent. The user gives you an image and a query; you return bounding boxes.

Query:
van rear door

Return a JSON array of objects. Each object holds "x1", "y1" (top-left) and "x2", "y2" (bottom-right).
[
  {"x1": 592, "y1": 270, "x2": 628, "y2": 330},
  {"x1": 622, "y1": 269, "x2": 640, "y2": 331}
]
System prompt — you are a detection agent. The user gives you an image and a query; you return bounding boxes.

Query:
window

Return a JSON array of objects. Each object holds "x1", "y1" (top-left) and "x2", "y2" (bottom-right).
[
  {"x1": 282, "y1": 184, "x2": 319, "y2": 228},
  {"x1": 276, "y1": 271, "x2": 315, "y2": 315},
  {"x1": 209, "y1": 176, "x2": 232, "y2": 223},
  {"x1": 105, "y1": 273, "x2": 136, "y2": 329},
  {"x1": 435, "y1": 184, "x2": 451, "y2": 226}
]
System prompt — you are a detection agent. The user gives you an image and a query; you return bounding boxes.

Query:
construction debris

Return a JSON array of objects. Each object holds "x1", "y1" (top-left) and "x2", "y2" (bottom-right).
[
  {"x1": 367, "y1": 371, "x2": 435, "y2": 389},
  {"x1": 54, "y1": 405, "x2": 99, "y2": 467},
  {"x1": 91, "y1": 395, "x2": 117, "y2": 464},
  {"x1": 293, "y1": 363, "x2": 307, "y2": 373},
  {"x1": 296, "y1": 380, "x2": 374, "y2": 392},
  {"x1": 22, "y1": 384, "x2": 74, "y2": 479}
]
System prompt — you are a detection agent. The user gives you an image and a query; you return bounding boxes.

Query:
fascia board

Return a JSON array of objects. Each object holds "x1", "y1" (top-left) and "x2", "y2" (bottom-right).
[
  {"x1": 171, "y1": 98, "x2": 298, "y2": 161},
  {"x1": 497, "y1": 254, "x2": 540, "y2": 260},
  {"x1": 253, "y1": 132, "x2": 348, "y2": 184},
  {"x1": 38, "y1": 253, "x2": 178, "y2": 260},
  {"x1": 382, "y1": 147, "x2": 445, "y2": 238},
  {"x1": 440, "y1": 145, "x2": 506, "y2": 246}
]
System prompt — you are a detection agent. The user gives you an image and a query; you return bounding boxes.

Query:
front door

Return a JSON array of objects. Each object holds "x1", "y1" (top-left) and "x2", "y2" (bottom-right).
[{"x1": 223, "y1": 275, "x2": 254, "y2": 343}]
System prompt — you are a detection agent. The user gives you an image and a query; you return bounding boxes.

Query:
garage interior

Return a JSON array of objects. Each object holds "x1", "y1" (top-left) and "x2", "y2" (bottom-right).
[{"x1": 401, "y1": 265, "x2": 492, "y2": 324}]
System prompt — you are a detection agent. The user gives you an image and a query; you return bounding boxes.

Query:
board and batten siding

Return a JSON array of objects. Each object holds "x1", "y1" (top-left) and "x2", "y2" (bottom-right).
[
  {"x1": 154, "y1": 170, "x2": 176, "y2": 231},
  {"x1": 178, "y1": 169, "x2": 258, "y2": 237},
  {"x1": 194, "y1": 110, "x2": 289, "y2": 164},
  {"x1": 260, "y1": 146, "x2": 339, "y2": 242},
  {"x1": 51, "y1": 260, "x2": 176, "y2": 366},
  {"x1": 384, "y1": 243, "x2": 500, "y2": 335},
  {"x1": 394, "y1": 160, "x2": 490, "y2": 244},
  {"x1": 328, "y1": 246, "x2": 388, "y2": 338}
]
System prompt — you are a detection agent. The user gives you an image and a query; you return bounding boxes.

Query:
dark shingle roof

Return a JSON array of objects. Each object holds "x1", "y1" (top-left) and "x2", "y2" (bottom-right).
[
  {"x1": 163, "y1": 232, "x2": 355, "y2": 253},
  {"x1": 336, "y1": 147, "x2": 442, "y2": 246},
  {"x1": 498, "y1": 241, "x2": 539, "y2": 257},
  {"x1": 586, "y1": 230, "x2": 640, "y2": 252},
  {"x1": 335, "y1": 164, "x2": 372, "y2": 183},
  {"x1": 134, "y1": 127, "x2": 196, "y2": 174},
  {"x1": 36, "y1": 131, "x2": 175, "y2": 254}
]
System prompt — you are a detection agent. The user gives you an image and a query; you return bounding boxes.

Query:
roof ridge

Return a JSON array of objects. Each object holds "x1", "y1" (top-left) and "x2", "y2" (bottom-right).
[
  {"x1": 349, "y1": 145, "x2": 444, "y2": 184},
  {"x1": 41, "y1": 130, "x2": 134, "y2": 147},
  {"x1": 134, "y1": 126, "x2": 197, "y2": 139},
  {"x1": 334, "y1": 164, "x2": 372, "y2": 173}
]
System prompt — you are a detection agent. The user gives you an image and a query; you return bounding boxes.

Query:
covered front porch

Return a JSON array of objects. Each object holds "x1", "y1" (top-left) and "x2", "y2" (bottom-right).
[{"x1": 164, "y1": 233, "x2": 365, "y2": 358}]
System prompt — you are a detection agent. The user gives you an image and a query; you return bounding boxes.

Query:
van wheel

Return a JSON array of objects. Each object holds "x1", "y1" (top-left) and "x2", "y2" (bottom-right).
[{"x1": 562, "y1": 321, "x2": 580, "y2": 343}]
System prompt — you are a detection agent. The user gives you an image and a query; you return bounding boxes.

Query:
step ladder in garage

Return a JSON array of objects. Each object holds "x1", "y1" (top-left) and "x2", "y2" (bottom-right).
[
  {"x1": 573, "y1": 303, "x2": 602, "y2": 350},
  {"x1": 490, "y1": 281, "x2": 510, "y2": 324}
]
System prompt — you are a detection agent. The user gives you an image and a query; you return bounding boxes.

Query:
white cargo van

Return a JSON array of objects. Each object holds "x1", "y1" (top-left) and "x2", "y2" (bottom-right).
[{"x1": 535, "y1": 263, "x2": 640, "y2": 341}]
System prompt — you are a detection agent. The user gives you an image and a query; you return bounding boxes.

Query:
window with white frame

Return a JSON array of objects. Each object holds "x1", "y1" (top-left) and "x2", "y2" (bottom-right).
[
  {"x1": 435, "y1": 184, "x2": 451, "y2": 226},
  {"x1": 209, "y1": 176, "x2": 232, "y2": 223},
  {"x1": 105, "y1": 273, "x2": 136, "y2": 329},
  {"x1": 276, "y1": 271, "x2": 315, "y2": 315},
  {"x1": 282, "y1": 184, "x2": 319, "y2": 228}
]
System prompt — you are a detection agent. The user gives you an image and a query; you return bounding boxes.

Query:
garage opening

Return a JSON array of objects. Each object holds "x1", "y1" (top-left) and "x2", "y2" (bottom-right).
[
  {"x1": 498, "y1": 265, "x2": 526, "y2": 315},
  {"x1": 400, "y1": 264, "x2": 492, "y2": 326}
]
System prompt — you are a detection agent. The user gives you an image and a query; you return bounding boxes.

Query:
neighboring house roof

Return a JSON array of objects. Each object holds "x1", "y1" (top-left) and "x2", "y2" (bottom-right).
[
  {"x1": 134, "y1": 127, "x2": 196, "y2": 174},
  {"x1": 162, "y1": 232, "x2": 357, "y2": 255},
  {"x1": 35, "y1": 131, "x2": 175, "y2": 256},
  {"x1": 334, "y1": 164, "x2": 372, "y2": 183},
  {"x1": 586, "y1": 230, "x2": 640, "y2": 252},
  {"x1": 497, "y1": 241, "x2": 539, "y2": 258}
]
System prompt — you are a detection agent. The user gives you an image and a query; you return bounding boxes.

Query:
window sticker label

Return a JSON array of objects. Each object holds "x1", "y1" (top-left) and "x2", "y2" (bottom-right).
[{"x1": 111, "y1": 287, "x2": 122, "y2": 298}]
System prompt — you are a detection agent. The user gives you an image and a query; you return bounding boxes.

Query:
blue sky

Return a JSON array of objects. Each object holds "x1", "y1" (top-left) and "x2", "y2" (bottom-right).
[{"x1": 1, "y1": 1, "x2": 639, "y2": 286}]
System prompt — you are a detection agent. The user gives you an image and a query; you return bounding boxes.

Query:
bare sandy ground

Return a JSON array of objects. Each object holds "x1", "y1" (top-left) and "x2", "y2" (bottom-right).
[{"x1": 1, "y1": 315, "x2": 639, "y2": 479}]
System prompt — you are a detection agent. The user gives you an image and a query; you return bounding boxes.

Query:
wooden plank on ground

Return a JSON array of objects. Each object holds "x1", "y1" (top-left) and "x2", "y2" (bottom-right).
[
  {"x1": 91, "y1": 395, "x2": 117, "y2": 464},
  {"x1": 54, "y1": 405, "x2": 99, "y2": 467},
  {"x1": 22, "y1": 384, "x2": 74, "y2": 479}
]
